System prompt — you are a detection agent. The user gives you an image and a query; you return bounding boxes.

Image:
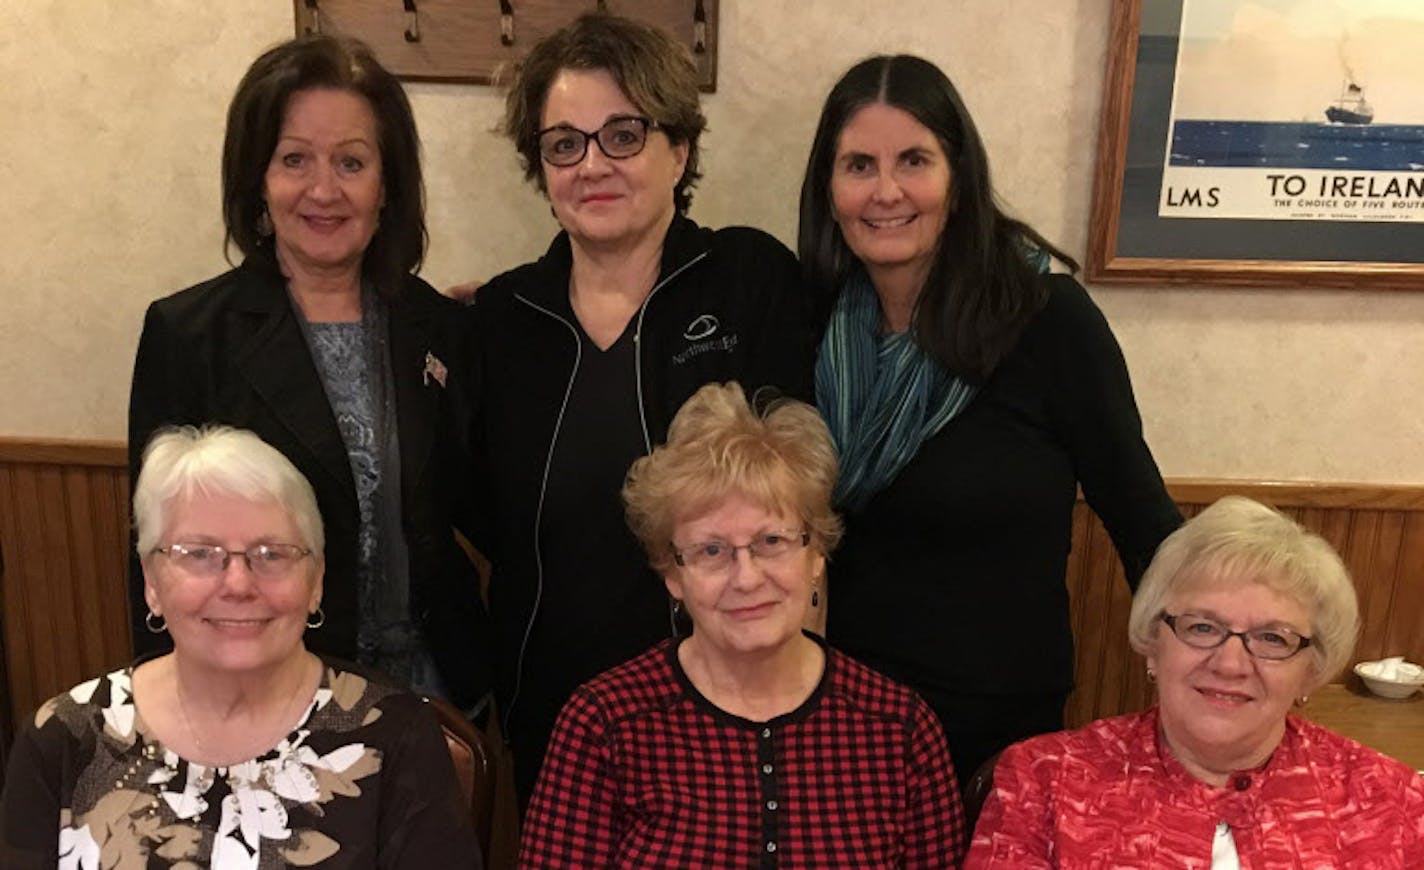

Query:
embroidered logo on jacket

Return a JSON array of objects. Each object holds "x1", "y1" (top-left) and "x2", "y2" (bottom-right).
[
  {"x1": 683, "y1": 314, "x2": 719, "y2": 340},
  {"x1": 672, "y1": 334, "x2": 738, "y2": 365}
]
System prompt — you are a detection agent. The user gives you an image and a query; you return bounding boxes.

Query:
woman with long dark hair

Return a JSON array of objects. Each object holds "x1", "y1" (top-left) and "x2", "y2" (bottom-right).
[{"x1": 799, "y1": 55, "x2": 1181, "y2": 788}]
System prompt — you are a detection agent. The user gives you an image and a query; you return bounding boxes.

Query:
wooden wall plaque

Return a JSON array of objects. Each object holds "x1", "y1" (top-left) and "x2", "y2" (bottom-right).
[{"x1": 292, "y1": 0, "x2": 719, "y2": 90}]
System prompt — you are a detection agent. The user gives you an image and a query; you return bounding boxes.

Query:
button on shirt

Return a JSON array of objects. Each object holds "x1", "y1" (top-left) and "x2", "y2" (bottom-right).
[{"x1": 519, "y1": 634, "x2": 966, "y2": 867}]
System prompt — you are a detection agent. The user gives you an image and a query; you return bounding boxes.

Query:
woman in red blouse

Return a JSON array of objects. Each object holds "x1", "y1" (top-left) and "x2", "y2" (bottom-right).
[
  {"x1": 519, "y1": 382, "x2": 965, "y2": 867},
  {"x1": 967, "y1": 496, "x2": 1424, "y2": 868}
]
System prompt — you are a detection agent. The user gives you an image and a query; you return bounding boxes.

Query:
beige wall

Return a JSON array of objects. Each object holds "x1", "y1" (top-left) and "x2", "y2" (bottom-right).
[{"x1": 3, "y1": 0, "x2": 1422, "y2": 482}]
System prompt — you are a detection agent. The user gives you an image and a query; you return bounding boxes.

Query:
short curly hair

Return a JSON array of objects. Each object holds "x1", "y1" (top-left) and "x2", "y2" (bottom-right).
[
  {"x1": 1128, "y1": 496, "x2": 1360, "y2": 692},
  {"x1": 623, "y1": 383, "x2": 842, "y2": 575},
  {"x1": 501, "y1": 13, "x2": 706, "y2": 213}
]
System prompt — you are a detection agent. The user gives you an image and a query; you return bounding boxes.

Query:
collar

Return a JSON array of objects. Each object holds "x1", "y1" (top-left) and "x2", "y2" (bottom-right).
[
  {"x1": 667, "y1": 630, "x2": 831, "y2": 732},
  {"x1": 1138, "y1": 707, "x2": 1307, "y2": 811},
  {"x1": 517, "y1": 213, "x2": 711, "y2": 311}
]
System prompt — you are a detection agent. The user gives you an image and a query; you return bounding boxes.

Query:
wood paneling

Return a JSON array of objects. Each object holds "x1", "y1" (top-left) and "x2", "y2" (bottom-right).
[
  {"x1": 1064, "y1": 482, "x2": 1424, "y2": 728},
  {"x1": 0, "y1": 439, "x2": 131, "y2": 753},
  {"x1": 3, "y1": 436, "x2": 1423, "y2": 820}
]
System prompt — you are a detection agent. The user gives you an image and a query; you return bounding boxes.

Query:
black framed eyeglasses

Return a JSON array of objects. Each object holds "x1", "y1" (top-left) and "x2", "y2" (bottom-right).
[
  {"x1": 537, "y1": 116, "x2": 659, "y2": 166},
  {"x1": 1160, "y1": 612, "x2": 1312, "y2": 661},
  {"x1": 671, "y1": 531, "x2": 811, "y2": 575},
  {"x1": 154, "y1": 542, "x2": 312, "y2": 579}
]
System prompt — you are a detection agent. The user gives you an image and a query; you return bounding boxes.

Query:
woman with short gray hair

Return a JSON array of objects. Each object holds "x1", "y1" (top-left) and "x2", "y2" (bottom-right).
[{"x1": 1, "y1": 426, "x2": 481, "y2": 868}]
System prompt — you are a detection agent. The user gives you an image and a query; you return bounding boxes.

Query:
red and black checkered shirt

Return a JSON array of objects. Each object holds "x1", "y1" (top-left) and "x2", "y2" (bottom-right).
[{"x1": 520, "y1": 635, "x2": 966, "y2": 867}]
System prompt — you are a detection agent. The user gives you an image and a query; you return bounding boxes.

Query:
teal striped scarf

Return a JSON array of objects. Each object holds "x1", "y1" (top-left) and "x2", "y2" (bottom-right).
[{"x1": 815, "y1": 270, "x2": 977, "y2": 512}]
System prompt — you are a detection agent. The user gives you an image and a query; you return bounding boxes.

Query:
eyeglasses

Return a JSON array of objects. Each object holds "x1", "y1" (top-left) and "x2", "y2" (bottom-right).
[
  {"x1": 154, "y1": 542, "x2": 312, "y2": 579},
  {"x1": 672, "y1": 531, "x2": 811, "y2": 575},
  {"x1": 537, "y1": 117, "x2": 659, "y2": 167},
  {"x1": 1159, "y1": 612, "x2": 1312, "y2": 661}
]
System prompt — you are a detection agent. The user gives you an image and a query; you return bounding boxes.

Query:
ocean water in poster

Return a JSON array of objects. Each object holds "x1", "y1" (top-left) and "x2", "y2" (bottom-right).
[{"x1": 1160, "y1": 0, "x2": 1424, "y2": 222}]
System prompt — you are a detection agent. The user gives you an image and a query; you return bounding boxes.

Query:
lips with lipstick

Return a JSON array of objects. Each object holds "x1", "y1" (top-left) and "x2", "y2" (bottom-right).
[
  {"x1": 862, "y1": 215, "x2": 918, "y2": 229},
  {"x1": 301, "y1": 214, "x2": 349, "y2": 231},
  {"x1": 1197, "y1": 686, "x2": 1254, "y2": 705}
]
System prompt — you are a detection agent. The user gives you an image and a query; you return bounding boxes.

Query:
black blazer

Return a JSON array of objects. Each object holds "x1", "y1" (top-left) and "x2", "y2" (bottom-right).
[{"x1": 127, "y1": 260, "x2": 490, "y2": 707}]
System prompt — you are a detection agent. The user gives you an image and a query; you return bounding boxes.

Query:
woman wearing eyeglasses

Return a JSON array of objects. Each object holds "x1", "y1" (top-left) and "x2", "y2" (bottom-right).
[
  {"x1": 1, "y1": 426, "x2": 481, "y2": 868},
  {"x1": 966, "y1": 496, "x2": 1424, "y2": 868},
  {"x1": 464, "y1": 14, "x2": 812, "y2": 806},
  {"x1": 519, "y1": 382, "x2": 965, "y2": 867}
]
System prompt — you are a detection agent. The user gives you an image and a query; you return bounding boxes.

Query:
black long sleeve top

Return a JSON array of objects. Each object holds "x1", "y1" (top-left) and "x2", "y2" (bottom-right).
[{"x1": 826, "y1": 275, "x2": 1181, "y2": 697}]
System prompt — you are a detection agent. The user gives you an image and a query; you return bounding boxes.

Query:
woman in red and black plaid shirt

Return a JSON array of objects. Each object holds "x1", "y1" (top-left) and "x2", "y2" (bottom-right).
[{"x1": 518, "y1": 382, "x2": 965, "y2": 867}]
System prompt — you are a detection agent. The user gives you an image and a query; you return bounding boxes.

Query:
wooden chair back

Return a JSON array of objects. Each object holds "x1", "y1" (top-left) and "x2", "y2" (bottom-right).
[{"x1": 428, "y1": 696, "x2": 495, "y2": 861}]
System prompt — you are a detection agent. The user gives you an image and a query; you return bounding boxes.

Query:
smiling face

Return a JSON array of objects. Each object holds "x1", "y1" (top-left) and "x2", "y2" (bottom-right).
[
  {"x1": 1147, "y1": 577, "x2": 1317, "y2": 782},
  {"x1": 664, "y1": 492, "x2": 824, "y2": 663},
  {"x1": 539, "y1": 67, "x2": 687, "y2": 251},
  {"x1": 143, "y1": 491, "x2": 322, "y2": 678},
  {"x1": 830, "y1": 102, "x2": 953, "y2": 292},
  {"x1": 263, "y1": 88, "x2": 385, "y2": 285}
]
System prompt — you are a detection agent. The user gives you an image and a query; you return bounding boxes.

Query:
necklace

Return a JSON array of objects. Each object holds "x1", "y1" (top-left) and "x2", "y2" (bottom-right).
[
  {"x1": 175, "y1": 677, "x2": 209, "y2": 759},
  {"x1": 173, "y1": 655, "x2": 319, "y2": 765}
]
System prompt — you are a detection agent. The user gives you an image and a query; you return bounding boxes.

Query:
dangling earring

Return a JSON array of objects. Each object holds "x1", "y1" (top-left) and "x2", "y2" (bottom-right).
[
  {"x1": 1146, "y1": 668, "x2": 1156, "y2": 683},
  {"x1": 811, "y1": 584, "x2": 820, "y2": 608},
  {"x1": 306, "y1": 607, "x2": 326, "y2": 629},
  {"x1": 670, "y1": 598, "x2": 684, "y2": 619},
  {"x1": 256, "y1": 203, "x2": 274, "y2": 238},
  {"x1": 145, "y1": 611, "x2": 167, "y2": 634}
]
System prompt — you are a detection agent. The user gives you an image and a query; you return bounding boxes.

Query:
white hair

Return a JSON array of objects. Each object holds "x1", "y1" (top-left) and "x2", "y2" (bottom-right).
[{"x1": 133, "y1": 426, "x2": 324, "y2": 556}]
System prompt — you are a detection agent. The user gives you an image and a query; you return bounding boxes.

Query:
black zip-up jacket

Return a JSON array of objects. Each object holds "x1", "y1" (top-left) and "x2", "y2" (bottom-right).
[{"x1": 463, "y1": 214, "x2": 813, "y2": 801}]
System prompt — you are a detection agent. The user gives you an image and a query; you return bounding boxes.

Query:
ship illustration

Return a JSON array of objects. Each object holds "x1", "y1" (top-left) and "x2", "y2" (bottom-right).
[{"x1": 1324, "y1": 80, "x2": 1373, "y2": 125}]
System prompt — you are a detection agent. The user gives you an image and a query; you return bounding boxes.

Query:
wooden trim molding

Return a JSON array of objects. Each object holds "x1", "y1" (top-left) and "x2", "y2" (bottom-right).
[{"x1": 0, "y1": 437, "x2": 126, "y2": 467}]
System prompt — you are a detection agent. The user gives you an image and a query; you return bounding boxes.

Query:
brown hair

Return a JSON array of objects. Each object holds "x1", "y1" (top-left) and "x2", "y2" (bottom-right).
[
  {"x1": 623, "y1": 383, "x2": 843, "y2": 574},
  {"x1": 501, "y1": 13, "x2": 706, "y2": 213},
  {"x1": 221, "y1": 35, "x2": 425, "y2": 296}
]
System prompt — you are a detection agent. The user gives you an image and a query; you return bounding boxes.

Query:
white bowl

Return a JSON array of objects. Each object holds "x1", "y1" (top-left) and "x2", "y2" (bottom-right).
[{"x1": 1354, "y1": 660, "x2": 1424, "y2": 699}]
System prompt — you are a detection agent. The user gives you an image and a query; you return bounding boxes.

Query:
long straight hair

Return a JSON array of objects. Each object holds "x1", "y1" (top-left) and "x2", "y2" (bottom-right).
[{"x1": 798, "y1": 55, "x2": 1076, "y2": 383}]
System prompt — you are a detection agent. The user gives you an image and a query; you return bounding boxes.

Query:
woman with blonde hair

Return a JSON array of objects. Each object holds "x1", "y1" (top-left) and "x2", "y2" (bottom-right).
[
  {"x1": 519, "y1": 383, "x2": 964, "y2": 867},
  {"x1": 967, "y1": 496, "x2": 1423, "y2": 867}
]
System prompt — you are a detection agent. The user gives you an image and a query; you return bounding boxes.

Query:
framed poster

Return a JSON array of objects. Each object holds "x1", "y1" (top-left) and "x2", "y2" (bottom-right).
[{"x1": 1087, "y1": 0, "x2": 1424, "y2": 289}]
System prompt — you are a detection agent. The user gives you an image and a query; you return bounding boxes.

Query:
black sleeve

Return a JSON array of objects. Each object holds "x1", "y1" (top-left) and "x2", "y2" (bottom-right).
[
  {"x1": 450, "y1": 297, "x2": 495, "y2": 557},
  {"x1": 0, "y1": 718, "x2": 64, "y2": 870},
  {"x1": 376, "y1": 700, "x2": 484, "y2": 870},
  {"x1": 732, "y1": 230, "x2": 816, "y2": 403},
  {"x1": 1039, "y1": 277, "x2": 1181, "y2": 588},
  {"x1": 126, "y1": 301, "x2": 205, "y2": 655}
]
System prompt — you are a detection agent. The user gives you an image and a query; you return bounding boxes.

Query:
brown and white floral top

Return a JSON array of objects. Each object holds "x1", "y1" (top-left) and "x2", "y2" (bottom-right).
[{"x1": 0, "y1": 659, "x2": 481, "y2": 869}]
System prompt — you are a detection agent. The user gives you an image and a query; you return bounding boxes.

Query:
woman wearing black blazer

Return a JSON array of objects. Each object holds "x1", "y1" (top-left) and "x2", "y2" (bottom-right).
[{"x1": 127, "y1": 35, "x2": 489, "y2": 710}]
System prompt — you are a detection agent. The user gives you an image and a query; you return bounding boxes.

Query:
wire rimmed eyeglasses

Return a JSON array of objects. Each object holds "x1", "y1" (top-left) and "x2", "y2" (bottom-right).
[
  {"x1": 537, "y1": 116, "x2": 660, "y2": 167},
  {"x1": 154, "y1": 542, "x2": 312, "y2": 579},
  {"x1": 671, "y1": 530, "x2": 811, "y2": 574},
  {"x1": 1159, "y1": 612, "x2": 1312, "y2": 661}
]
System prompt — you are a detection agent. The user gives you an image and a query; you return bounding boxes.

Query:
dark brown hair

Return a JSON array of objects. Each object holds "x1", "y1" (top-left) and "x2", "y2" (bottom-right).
[
  {"x1": 799, "y1": 55, "x2": 1077, "y2": 382},
  {"x1": 221, "y1": 35, "x2": 425, "y2": 295},
  {"x1": 501, "y1": 13, "x2": 706, "y2": 213}
]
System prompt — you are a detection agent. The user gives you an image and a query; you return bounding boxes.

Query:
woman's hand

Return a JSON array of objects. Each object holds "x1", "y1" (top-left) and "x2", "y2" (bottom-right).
[{"x1": 444, "y1": 280, "x2": 484, "y2": 304}]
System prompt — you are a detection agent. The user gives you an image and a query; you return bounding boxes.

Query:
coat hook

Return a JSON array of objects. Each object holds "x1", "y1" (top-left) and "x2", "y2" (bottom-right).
[
  {"x1": 693, "y1": 0, "x2": 707, "y2": 54},
  {"x1": 403, "y1": 0, "x2": 421, "y2": 42},
  {"x1": 304, "y1": 0, "x2": 321, "y2": 35},
  {"x1": 499, "y1": 0, "x2": 515, "y2": 46}
]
